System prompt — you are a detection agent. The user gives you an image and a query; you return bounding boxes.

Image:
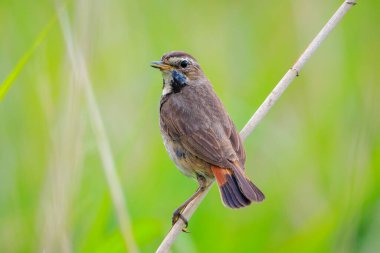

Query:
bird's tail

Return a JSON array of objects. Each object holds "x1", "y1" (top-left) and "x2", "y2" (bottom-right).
[{"x1": 211, "y1": 163, "x2": 264, "y2": 208}]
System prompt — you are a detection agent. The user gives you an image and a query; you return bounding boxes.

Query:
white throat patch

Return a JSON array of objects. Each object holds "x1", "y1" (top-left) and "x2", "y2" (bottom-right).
[{"x1": 161, "y1": 71, "x2": 173, "y2": 96}]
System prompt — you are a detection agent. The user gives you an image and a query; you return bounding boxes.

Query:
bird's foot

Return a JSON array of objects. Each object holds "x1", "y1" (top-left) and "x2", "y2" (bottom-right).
[{"x1": 172, "y1": 209, "x2": 189, "y2": 233}]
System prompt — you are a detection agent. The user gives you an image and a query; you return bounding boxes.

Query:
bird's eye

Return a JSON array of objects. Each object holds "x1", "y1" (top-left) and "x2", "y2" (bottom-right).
[{"x1": 180, "y1": 60, "x2": 189, "y2": 68}]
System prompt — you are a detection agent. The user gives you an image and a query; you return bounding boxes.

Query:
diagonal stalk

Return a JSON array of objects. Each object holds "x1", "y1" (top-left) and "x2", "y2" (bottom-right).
[
  {"x1": 156, "y1": 1, "x2": 357, "y2": 252},
  {"x1": 0, "y1": 15, "x2": 57, "y2": 101}
]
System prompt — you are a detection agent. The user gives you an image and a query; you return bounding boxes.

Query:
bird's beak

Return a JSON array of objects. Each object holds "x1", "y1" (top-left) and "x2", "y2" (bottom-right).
[{"x1": 150, "y1": 61, "x2": 172, "y2": 70}]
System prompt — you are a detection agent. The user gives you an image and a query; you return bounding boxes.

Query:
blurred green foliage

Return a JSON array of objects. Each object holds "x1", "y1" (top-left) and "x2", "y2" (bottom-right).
[{"x1": 1, "y1": 0, "x2": 379, "y2": 252}]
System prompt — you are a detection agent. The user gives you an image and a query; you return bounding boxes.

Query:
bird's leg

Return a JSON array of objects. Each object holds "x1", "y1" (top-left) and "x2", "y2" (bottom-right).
[{"x1": 172, "y1": 175, "x2": 208, "y2": 232}]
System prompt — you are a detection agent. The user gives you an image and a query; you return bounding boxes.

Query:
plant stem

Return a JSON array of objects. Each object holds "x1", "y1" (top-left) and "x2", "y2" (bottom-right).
[{"x1": 156, "y1": 1, "x2": 357, "y2": 252}]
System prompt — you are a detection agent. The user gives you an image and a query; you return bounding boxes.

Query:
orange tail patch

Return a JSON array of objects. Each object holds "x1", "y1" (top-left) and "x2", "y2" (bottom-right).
[{"x1": 211, "y1": 165, "x2": 251, "y2": 208}]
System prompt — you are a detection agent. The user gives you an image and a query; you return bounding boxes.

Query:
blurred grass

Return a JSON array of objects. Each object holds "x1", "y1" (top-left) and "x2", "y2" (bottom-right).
[
  {"x1": 1, "y1": 0, "x2": 379, "y2": 252},
  {"x1": 0, "y1": 13, "x2": 56, "y2": 100}
]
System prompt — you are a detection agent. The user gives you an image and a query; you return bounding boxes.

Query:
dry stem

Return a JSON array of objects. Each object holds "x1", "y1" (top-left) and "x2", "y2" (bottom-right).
[{"x1": 156, "y1": 1, "x2": 357, "y2": 252}]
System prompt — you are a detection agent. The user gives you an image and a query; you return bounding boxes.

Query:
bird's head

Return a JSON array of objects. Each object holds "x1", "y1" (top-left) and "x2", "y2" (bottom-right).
[{"x1": 151, "y1": 51, "x2": 205, "y2": 95}]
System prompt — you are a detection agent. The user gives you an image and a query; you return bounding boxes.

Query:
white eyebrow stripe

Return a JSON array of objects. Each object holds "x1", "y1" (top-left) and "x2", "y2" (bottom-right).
[{"x1": 168, "y1": 57, "x2": 193, "y2": 65}]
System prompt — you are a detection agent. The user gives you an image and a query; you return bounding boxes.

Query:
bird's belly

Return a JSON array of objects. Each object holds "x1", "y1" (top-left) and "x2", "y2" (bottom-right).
[{"x1": 162, "y1": 135, "x2": 212, "y2": 178}]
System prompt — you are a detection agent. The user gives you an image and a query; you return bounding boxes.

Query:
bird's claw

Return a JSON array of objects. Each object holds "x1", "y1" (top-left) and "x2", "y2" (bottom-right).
[{"x1": 172, "y1": 210, "x2": 189, "y2": 232}]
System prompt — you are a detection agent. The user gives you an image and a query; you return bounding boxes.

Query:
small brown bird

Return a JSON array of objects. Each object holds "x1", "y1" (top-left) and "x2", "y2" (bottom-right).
[{"x1": 151, "y1": 51, "x2": 264, "y2": 227}]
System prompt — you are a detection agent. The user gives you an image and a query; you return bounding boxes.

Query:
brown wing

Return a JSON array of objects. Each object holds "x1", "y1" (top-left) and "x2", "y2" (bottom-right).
[
  {"x1": 179, "y1": 127, "x2": 236, "y2": 168},
  {"x1": 160, "y1": 84, "x2": 245, "y2": 169},
  {"x1": 227, "y1": 116, "x2": 246, "y2": 167}
]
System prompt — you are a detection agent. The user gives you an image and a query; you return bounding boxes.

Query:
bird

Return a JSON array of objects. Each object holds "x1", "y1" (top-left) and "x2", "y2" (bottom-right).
[{"x1": 151, "y1": 51, "x2": 264, "y2": 228}]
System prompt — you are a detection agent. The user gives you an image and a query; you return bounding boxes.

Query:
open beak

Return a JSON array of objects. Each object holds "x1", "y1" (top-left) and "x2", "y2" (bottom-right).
[{"x1": 150, "y1": 61, "x2": 172, "y2": 70}]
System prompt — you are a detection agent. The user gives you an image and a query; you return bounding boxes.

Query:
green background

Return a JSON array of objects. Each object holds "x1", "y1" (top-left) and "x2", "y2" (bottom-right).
[{"x1": 1, "y1": 0, "x2": 379, "y2": 252}]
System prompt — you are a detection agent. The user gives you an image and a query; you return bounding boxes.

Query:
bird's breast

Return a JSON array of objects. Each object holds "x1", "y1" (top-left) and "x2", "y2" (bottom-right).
[{"x1": 160, "y1": 133, "x2": 212, "y2": 178}]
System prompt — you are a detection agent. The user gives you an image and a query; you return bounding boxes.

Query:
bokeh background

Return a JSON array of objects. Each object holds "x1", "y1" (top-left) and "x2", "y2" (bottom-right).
[{"x1": 1, "y1": 0, "x2": 379, "y2": 252}]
